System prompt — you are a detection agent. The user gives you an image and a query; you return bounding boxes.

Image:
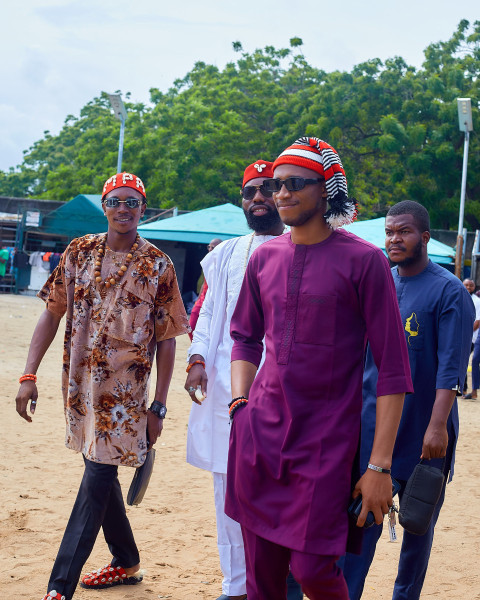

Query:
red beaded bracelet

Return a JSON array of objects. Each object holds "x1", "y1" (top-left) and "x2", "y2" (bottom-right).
[
  {"x1": 186, "y1": 360, "x2": 206, "y2": 373},
  {"x1": 228, "y1": 397, "x2": 248, "y2": 421},
  {"x1": 19, "y1": 374, "x2": 37, "y2": 384}
]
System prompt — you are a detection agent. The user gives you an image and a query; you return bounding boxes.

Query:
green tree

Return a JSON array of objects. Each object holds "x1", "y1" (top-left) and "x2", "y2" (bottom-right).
[{"x1": 1, "y1": 21, "x2": 479, "y2": 229}]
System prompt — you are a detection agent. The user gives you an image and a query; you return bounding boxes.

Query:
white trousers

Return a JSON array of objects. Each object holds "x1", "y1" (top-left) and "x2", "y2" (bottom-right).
[{"x1": 213, "y1": 472, "x2": 247, "y2": 596}]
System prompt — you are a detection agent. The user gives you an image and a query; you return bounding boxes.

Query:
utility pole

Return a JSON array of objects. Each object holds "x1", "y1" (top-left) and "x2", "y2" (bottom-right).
[
  {"x1": 455, "y1": 98, "x2": 474, "y2": 279},
  {"x1": 107, "y1": 94, "x2": 128, "y2": 173}
]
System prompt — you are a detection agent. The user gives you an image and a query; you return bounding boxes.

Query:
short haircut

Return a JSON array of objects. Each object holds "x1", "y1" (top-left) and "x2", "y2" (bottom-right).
[{"x1": 386, "y1": 200, "x2": 430, "y2": 233}]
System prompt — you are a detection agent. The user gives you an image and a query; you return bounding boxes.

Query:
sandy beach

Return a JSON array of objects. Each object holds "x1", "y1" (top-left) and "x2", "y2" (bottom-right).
[{"x1": 2, "y1": 293, "x2": 479, "y2": 599}]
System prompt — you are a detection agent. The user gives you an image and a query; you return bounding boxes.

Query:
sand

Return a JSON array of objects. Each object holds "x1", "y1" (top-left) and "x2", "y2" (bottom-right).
[{"x1": 1, "y1": 293, "x2": 479, "y2": 599}]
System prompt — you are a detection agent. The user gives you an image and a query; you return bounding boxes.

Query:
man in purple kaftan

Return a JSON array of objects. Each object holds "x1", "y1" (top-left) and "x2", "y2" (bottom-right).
[{"x1": 225, "y1": 137, "x2": 413, "y2": 600}]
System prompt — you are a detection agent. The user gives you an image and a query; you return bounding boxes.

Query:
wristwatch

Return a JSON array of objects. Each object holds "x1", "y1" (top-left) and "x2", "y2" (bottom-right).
[{"x1": 148, "y1": 400, "x2": 167, "y2": 419}]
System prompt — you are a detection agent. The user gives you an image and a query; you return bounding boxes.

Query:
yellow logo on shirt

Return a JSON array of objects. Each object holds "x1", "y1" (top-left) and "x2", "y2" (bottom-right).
[{"x1": 405, "y1": 312, "x2": 419, "y2": 345}]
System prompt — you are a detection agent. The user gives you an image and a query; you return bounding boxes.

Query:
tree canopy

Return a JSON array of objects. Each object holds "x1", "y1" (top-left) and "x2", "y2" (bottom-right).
[{"x1": 1, "y1": 21, "x2": 479, "y2": 229}]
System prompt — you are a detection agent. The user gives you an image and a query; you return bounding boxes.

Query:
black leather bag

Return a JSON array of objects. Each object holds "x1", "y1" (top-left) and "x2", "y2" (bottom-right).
[
  {"x1": 127, "y1": 448, "x2": 156, "y2": 506},
  {"x1": 398, "y1": 460, "x2": 445, "y2": 536}
]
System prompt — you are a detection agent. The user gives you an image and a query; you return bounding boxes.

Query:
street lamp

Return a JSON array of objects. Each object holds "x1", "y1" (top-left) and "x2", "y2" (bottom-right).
[
  {"x1": 107, "y1": 93, "x2": 128, "y2": 173},
  {"x1": 455, "y1": 98, "x2": 474, "y2": 279}
]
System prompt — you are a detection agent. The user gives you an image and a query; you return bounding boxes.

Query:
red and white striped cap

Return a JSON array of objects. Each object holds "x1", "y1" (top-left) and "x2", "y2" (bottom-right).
[{"x1": 273, "y1": 136, "x2": 357, "y2": 229}]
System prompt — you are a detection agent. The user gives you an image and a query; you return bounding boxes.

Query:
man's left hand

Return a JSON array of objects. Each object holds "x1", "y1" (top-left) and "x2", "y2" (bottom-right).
[
  {"x1": 421, "y1": 422, "x2": 448, "y2": 459},
  {"x1": 147, "y1": 410, "x2": 164, "y2": 450},
  {"x1": 352, "y1": 469, "x2": 392, "y2": 527}
]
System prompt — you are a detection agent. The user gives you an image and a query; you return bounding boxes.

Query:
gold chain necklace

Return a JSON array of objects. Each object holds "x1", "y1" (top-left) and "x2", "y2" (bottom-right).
[
  {"x1": 243, "y1": 233, "x2": 255, "y2": 274},
  {"x1": 94, "y1": 234, "x2": 140, "y2": 288},
  {"x1": 242, "y1": 227, "x2": 286, "y2": 274}
]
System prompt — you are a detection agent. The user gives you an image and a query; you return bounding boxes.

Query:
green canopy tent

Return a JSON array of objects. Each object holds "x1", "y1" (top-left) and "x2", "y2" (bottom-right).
[
  {"x1": 138, "y1": 203, "x2": 250, "y2": 292},
  {"x1": 25, "y1": 194, "x2": 163, "y2": 250},
  {"x1": 37, "y1": 194, "x2": 106, "y2": 238},
  {"x1": 140, "y1": 209, "x2": 454, "y2": 264},
  {"x1": 138, "y1": 202, "x2": 249, "y2": 243},
  {"x1": 138, "y1": 209, "x2": 454, "y2": 290}
]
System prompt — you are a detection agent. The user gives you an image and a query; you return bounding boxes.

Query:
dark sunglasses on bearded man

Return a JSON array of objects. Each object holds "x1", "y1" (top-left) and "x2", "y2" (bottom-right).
[
  {"x1": 262, "y1": 177, "x2": 324, "y2": 193},
  {"x1": 240, "y1": 183, "x2": 274, "y2": 201},
  {"x1": 102, "y1": 197, "x2": 145, "y2": 209}
]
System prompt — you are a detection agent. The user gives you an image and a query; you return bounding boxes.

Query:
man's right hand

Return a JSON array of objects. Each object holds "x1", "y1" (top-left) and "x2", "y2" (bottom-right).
[
  {"x1": 185, "y1": 356, "x2": 208, "y2": 405},
  {"x1": 16, "y1": 381, "x2": 38, "y2": 422}
]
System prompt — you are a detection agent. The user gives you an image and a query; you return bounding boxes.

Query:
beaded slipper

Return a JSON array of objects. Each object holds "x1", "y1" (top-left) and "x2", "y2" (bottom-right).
[
  {"x1": 80, "y1": 563, "x2": 143, "y2": 589},
  {"x1": 42, "y1": 592, "x2": 65, "y2": 600}
]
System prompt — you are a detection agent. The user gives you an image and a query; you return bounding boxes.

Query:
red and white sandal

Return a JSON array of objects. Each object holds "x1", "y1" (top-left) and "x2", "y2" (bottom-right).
[
  {"x1": 42, "y1": 591, "x2": 65, "y2": 600},
  {"x1": 80, "y1": 563, "x2": 143, "y2": 589}
]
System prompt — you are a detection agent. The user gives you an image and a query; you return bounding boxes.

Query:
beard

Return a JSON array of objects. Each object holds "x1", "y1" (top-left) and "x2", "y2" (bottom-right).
[
  {"x1": 244, "y1": 207, "x2": 283, "y2": 233},
  {"x1": 389, "y1": 239, "x2": 423, "y2": 267}
]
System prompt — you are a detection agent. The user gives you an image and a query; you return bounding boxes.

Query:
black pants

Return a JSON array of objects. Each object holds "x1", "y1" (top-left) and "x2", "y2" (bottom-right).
[{"x1": 47, "y1": 456, "x2": 139, "y2": 599}]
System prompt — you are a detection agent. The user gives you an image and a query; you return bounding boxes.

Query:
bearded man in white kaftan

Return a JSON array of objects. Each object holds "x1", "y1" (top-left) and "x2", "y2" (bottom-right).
[{"x1": 184, "y1": 160, "x2": 293, "y2": 600}]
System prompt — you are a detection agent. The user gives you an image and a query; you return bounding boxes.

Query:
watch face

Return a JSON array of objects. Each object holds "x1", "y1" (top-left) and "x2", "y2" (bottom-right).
[{"x1": 159, "y1": 405, "x2": 167, "y2": 419}]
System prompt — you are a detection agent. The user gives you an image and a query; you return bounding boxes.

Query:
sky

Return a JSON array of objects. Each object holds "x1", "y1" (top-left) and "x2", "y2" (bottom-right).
[{"x1": 1, "y1": 0, "x2": 478, "y2": 171}]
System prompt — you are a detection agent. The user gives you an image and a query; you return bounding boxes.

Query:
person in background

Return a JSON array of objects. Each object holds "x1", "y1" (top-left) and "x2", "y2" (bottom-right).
[
  {"x1": 188, "y1": 238, "x2": 222, "y2": 340},
  {"x1": 341, "y1": 200, "x2": 474, "y2": 600},
  {"x1": 462, "y1": 278, "x2": 480, "y2": 398},
  {"x1": 0, "y1": 244, "x2": 9, "y2": 290},
  {"x1": 15, "y1": 172, "x2": 189, "y2": 600},
  {"x1": 185, "y1": 160, "x2": 302, "y2": 600},
  {"x1": 226, "y1": 137, "x2": 412, "y2": 600}
]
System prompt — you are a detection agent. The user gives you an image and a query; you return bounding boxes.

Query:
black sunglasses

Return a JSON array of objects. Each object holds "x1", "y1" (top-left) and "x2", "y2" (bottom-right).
[
  {"x1": 240, "y1": 183, "x2": 274, "y2": 201},
  {"x1": 103, "y1": 197, "x2": 144, "y2": 209},
  {"x1": 262, "y1": 177, "x2": 324, "y2": 193}
]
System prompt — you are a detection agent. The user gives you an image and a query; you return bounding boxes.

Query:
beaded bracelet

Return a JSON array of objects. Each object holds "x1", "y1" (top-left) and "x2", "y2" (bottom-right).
[
  {"x1": 228, "y1": 396, "x2": 248, "y2": 408},
  {"x1": 186, "y1": 360, "x2": 206, "y2": 373},
  {"x1": 19, "y1": 374, "x2": 37, "y2": 384},
  {"x1": 228, "y1": 397, "x2": 248, "y2": 422},
  {"x1": 367, "y1": 463, "x2": 391, "y2": 475}
]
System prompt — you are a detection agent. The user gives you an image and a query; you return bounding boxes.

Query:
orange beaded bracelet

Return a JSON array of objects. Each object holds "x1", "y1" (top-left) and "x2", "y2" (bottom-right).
[
  {"x1": 186, "y1": 360, "x2": 206, "y2": 373},
  {"x1": 228, "y1": 396, "x2": 248, "y2": 421},
  {"x1": 19, "y1": 374, "x2": 37, "y2": 384}
]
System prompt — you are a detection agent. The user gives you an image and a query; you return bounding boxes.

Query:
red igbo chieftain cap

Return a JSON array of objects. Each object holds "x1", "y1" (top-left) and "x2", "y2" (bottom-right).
[
  {"x1": 102, "y1": 172, "x2": 146, "y2": 201},
  {"x1": 273, "y1": 137, "x2": 357, "y2": 229},
  {"x1": 242, "y1": 160, "x2": 274, "y2": 187}
]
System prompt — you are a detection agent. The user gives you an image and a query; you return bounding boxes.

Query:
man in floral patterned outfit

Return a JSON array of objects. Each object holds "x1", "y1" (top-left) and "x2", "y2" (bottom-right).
[{"x1": 15, "y1": 172, "x2": 190, "y2": 600}]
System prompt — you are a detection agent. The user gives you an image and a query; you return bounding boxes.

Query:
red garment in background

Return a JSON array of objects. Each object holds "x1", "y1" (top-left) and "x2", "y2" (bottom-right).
[{"x1": 188, "y1": 281, "x2": 208, "y2": 341}]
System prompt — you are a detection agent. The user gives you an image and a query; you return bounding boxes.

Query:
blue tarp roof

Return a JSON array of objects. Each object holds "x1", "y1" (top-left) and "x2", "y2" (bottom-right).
[
  {"x1": 138, "y1": 203, "x2": 250, "y2": 243},
  {"x1": 344, "y1": 217, "x2": 454, "y2": 264}
]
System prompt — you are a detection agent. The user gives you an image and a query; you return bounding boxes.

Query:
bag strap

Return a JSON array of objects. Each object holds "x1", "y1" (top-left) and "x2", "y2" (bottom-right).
[{"x1": 419, "y1": 456, "x2": 446, "y2": 472}]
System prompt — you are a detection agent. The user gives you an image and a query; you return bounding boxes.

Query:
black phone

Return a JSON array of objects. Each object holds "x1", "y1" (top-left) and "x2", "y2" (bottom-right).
[{"x1": 348, "y1": 477, "x2": 401, "y2": 529}]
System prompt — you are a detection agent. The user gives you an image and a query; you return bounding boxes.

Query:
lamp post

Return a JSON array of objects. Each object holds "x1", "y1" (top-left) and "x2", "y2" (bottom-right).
[
  {"x1": 455, "y1": 98, "x2": 474, "y2": 279},
  {"x1": 107, "y1": 93, "x2": 128, "y2": 173}
]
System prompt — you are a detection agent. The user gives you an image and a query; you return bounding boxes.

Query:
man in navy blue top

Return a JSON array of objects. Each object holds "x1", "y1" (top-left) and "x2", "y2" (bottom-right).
[{"x1": 341, "y1": 201, "x2": 474, "y2": 600}]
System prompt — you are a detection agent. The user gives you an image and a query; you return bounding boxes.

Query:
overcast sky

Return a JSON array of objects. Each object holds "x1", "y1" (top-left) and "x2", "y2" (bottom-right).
[{"x1": 1, "y1": 0, "x2": 478, "y2": 171}]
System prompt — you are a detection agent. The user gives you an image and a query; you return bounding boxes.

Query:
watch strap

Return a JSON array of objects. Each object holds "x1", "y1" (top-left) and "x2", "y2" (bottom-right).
[{"x1": 149, "y1": 400, "x2": 167, "y2": 419}]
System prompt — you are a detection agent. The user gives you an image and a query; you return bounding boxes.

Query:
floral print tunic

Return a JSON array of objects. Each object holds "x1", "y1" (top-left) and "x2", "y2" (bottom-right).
[{"x1": 38, "y1": 234, "x2": 190, "y2": 468}]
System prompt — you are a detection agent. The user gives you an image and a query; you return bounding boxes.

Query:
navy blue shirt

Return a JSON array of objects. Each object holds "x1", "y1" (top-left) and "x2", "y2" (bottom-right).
[{"x1": 361, "y1": 261, "x2": 474, "y2": 481}]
